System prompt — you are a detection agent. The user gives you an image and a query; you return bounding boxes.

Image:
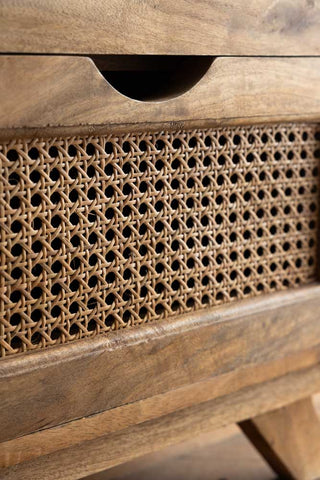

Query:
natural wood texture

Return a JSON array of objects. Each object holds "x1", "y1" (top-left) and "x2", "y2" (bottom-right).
[
  {"x1": 0, "y1": 56, "x2": 320, "y2": 138},
  {"x1": 240, "y1": 398, "x2": 320, "y2": 480},
  {"x1": 1, "y1": 286, "x2": 320, "y2": 444},
  {"x1": 1, "y1": 348, "x2": 320, "y2": 469},
  {"x1": 0, "y1": 0, "x2": 319, "y2": 56},
  {"x1": 86, "y1": 424, "x2": 274, "y2": 480},
  {"x1": 0, "y1": 7, "x2": 320, "y2": 475},
  {"x1": 84, "y1": 396, "x2": 320, "y2": 480},
  {"x1": 2, "y1": 364, "x2": 320, "y2": 480}
]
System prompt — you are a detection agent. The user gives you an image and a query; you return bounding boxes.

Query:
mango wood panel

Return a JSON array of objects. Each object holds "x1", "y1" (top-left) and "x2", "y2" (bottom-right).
[
  {"x1": 1, "y1": 286, "x2": 320, "y2": 444},
  {"x1": 2, "y1": 364, "x2": 320, "y2": 480},
  {"x1": 1, "y1": 347, "x2": 320, "y2": 469},
  {"x1": 0, "y1": 0, "x2": 319, "y2": 56},
  {"x1": 0, "y1": 56, "x2": 320, "y2": 137}
]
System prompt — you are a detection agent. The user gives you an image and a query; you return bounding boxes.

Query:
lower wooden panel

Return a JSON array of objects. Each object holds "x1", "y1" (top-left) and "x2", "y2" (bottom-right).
[
  {"x1": 1, "y1": 345, "x2": 320, "y2": 468},
  {"x1": 2, "y1": 363, "x2": 320, "y2": 480},
  {"x1": 1, "y1": 286, "x2": 320, "y2": 444}
]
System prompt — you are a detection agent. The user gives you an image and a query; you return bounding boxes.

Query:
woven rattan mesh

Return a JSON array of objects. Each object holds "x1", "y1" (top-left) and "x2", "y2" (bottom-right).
[{"x1": 1, "y1": 123, "x2": 320, "y2": 357}]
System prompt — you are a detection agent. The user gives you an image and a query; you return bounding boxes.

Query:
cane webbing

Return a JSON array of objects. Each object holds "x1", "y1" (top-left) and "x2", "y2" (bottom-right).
[{"x1": 0, "y1": 123, "x2": 319, "y2": 357}]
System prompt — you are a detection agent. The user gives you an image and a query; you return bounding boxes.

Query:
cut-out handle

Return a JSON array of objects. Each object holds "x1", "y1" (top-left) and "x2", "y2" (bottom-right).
[
  {"x1": 1, "y1": 56, "x2": 320, "y2": 136},
  {"x1": 91, "y1": 55, "x2": 214, "y2": 101}
]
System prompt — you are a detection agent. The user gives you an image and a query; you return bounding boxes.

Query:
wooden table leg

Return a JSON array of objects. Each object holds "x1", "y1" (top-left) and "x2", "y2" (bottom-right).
[{"x1": 239, "y1": 397, "x2": 320, "y2": 480}]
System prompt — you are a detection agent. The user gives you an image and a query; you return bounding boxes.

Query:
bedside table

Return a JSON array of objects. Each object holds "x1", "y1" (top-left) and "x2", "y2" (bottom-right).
[{"x1": 1, "y1": 2, "x2": 320, "y2": 479}]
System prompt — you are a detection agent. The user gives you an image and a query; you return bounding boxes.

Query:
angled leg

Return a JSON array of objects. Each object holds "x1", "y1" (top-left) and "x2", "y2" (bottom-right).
[{"x1": 239, "y1": 397, "x2": 320, "y2": 480}]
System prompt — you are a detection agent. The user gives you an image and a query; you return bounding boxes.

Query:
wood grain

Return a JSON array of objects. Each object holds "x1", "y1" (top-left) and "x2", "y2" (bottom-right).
[
  {"x1": 0, "y1": 0, "x2": 319, "y2": 56},
  {"x1": 85, "y1": 424, "x2": 274, "y2": 480},
  {"x1": 2, "y1": 347, "x2": 320, "y2": 469},
  {"x1": 240, "y1": 398, "x2": 320, "y2": 480},
  {"x1": 1, "y1": 286, "x2": 320, "y2": 444},
  {"x1": 2, "y1": 364, "x2": 320, "y2": 480},
  {"x1": 0, "y1": 56, "x2": 320, "y2": 138}
]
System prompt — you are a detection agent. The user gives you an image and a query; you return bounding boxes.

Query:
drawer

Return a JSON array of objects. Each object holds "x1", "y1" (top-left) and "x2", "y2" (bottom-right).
[{"x1": 1, "y1": 52, "x2": 320, "y2": 479}]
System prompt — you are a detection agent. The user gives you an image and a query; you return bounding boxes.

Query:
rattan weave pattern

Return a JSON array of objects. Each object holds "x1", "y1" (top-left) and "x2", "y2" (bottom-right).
[{"x1": 0, "y1": 123, "x2": 319, "y2": 357}]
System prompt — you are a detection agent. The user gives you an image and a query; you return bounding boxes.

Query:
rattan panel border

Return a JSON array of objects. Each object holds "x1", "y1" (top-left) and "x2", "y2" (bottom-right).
[{"x1": 0, "y1": 123, "x2": 319, "y2": 357}]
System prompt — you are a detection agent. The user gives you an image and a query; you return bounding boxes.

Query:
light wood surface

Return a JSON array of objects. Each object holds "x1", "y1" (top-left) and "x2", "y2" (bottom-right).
[
  {"x1": 0, "y1": 56, "x2": 320, "y2": 137},
  {"x1": 85, "y1": 425, "x2": 275, "y2": 480},
  {"x1": 2, "y1": 286, "x2": 320, "y2": 444},
  {"x1": 2, "y1": 366, "x2": 320, "y2": 479},
  {"x1": 241, "y1": 398, "x2": 320, "y2": 480},
  {"x1": 0, "y1": 0, "x2": 319, "y2": 56},
  {"x1": 1, "y1": 349, "x2": 319, "y2": 469}
]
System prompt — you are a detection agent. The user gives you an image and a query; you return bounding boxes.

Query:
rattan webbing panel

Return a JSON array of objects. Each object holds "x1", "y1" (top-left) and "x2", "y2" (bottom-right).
[{"x1": 0, "y1": 124, "x2": 319, "y2": 357}]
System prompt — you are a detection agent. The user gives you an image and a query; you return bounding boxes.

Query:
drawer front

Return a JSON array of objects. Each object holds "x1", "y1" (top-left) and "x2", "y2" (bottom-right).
[{"x1": 1, "y1": 56, "x2": 320, "y2": 134}]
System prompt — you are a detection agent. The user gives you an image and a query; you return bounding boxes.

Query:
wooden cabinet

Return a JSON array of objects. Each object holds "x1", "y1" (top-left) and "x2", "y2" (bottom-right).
[{"x1": 0, "y1": 1, "x2": 320, "y2": 479}]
